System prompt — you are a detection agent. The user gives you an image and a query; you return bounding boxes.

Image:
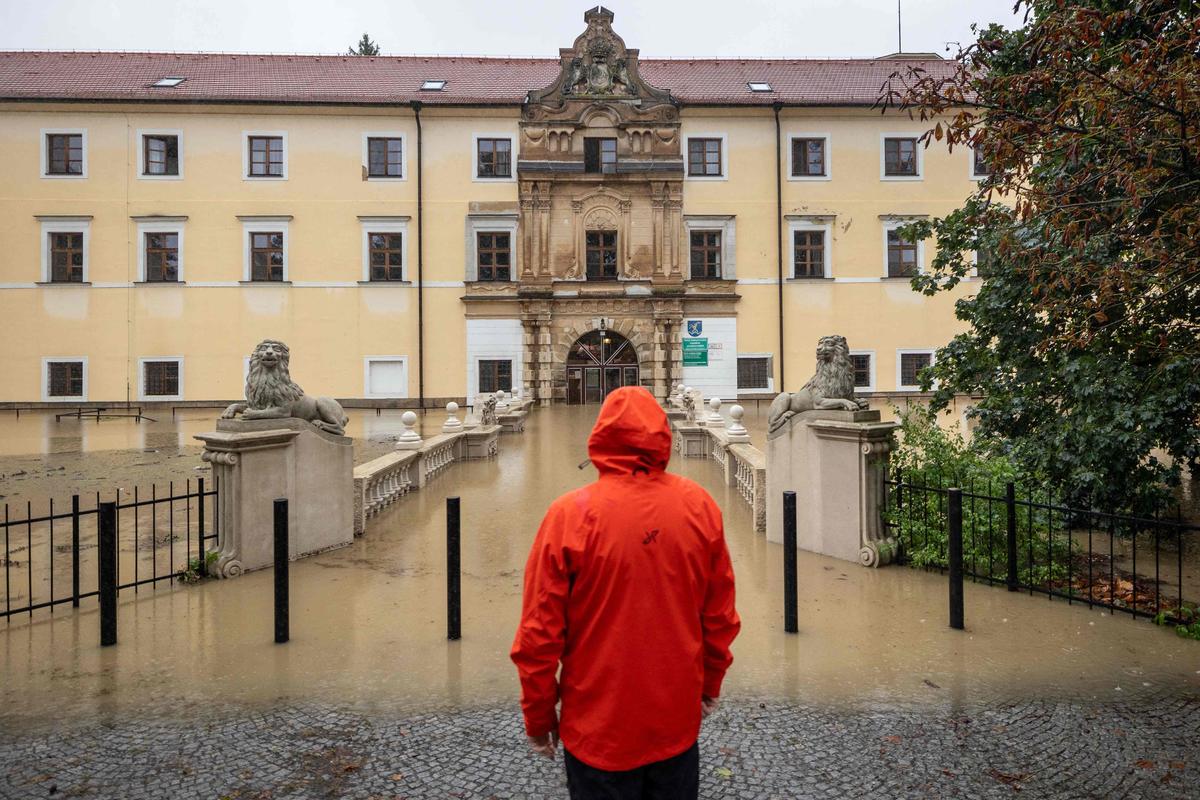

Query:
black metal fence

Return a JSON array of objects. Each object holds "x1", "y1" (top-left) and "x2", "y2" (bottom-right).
[
  {"x1": 883, "y1": 472, "x2": 1199, "y2": 624},
  {"x1": 2, "y1": 478, "x2": 217, "y2": 621}
]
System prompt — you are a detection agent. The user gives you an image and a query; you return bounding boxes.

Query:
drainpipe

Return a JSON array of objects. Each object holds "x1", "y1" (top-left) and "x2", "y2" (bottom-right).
[
  {"x1": 411, "y1": 100, "x2": 425, "y2": 407},
  {"x1": 773, "y1": 101, "x2": 785, "y2": 392}
]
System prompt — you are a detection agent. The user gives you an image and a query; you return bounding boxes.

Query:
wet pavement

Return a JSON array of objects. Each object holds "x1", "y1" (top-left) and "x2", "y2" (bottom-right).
[{"x1": 2, "y1": 405, "x2": 1199, "y2": 798}]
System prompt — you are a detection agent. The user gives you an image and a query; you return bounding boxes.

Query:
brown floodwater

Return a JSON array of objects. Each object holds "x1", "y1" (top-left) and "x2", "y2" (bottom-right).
[{"x1": 1, "y1": 405, "x2": 1198, "y2": 734}]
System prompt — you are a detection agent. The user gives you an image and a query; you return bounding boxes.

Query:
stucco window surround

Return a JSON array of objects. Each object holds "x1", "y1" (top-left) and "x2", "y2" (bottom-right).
[
  {"x1": 785, "y1": 215, "x2": 834, "y2": 280},
  {"x1": 736, "y1": 352, "x2": 775, "y2": 395},
  {"x1": 464, "y1": 213, "x2": 519, "y2": 282},
  {"x1": 133, "y1": 216, "x2": 186, "y2": 283},
  {"x1": 879, "y1": 133, "x2": 924, "y2": 181},
  {"x1": 139, "y1": 356, "x2": 185, "y2": 401},
  {"x1": 786, "y1": 133, "x2": 832, "y2": 182},
  {"x1": 880, "y1": 215, "x2": 928, "y2": 278},
  {"x1": 362, "y1": 132, "x2": 407, "y2": 181},
  {"x1": 682, "y1": 215, "x2": 736, "y2": 280},
  {"x1": 242, "y1": 131, "x2": 288, "y2": 180},
  {"x1": 363, "y1": 356, "x2": 409, "y2": 399},
  {"x1": 849, "y1": 349, "x2": 877, "y2": 393},
  {"x1": 238, "y1": 216, "x2": 292, "y2": 283},
  {"x1": 42, "y1": 357, "x2": 88, "y2": 402},
  {"x1": 136, "y1": 129, "x2": 184, "y2": 180},
  {"x1": 37, "y1": 216, "x2": 92, "y2": 284},
  {"x1": 358, "y1": 216, "x2": 410, "y2": 283},
  {"x1": 471, "y1": 133, "x2": 516, "y2": 182},
  {"x1": 896, "y1": 348, "x2": 936, "y2": 392},
  {"x1": 682, "y1": 133, "x2": 729, "y2": 181},
  {"x1": 40, "y1": 128, "x2": 88, "y2": 179}
]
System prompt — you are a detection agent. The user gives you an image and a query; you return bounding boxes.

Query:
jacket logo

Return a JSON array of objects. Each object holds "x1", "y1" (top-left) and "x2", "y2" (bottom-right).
[{"x1": 642, "y1": 529, "x2": 660, "y2": 545}]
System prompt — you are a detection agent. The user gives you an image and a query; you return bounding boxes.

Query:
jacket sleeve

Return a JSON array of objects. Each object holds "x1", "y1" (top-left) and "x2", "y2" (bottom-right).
[
  {"x1": 700, "y1": 503, "x2": 740, "y2": 698},
  {"x1": 510, "y1": 501, "x2": 572, "y2": 737}
]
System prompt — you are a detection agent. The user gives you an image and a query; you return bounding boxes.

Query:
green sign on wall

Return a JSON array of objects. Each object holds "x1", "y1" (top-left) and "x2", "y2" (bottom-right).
[{"x1": 682, "y1": 338, "x2": 708, "y2": 366}]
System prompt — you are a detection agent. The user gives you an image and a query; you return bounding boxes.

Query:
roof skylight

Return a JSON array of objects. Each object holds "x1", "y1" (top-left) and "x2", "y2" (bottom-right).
[
  {"x1": 747, "y1": 81, "x2": 773, "y2": 92},
  {"x1": 152, "y1": 76, "x2": 186, "y2": 87},
  {"x1": 420, "y1": 79, "x2": 447, "y2": 91}
]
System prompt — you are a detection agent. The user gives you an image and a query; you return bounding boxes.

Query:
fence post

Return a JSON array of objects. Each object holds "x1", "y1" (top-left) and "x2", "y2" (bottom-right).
[
  {"x1": 197, "y1": 478, "x2": 206, "y2": 578},
  {"x1": 447, "y1": 496, "x2": 461, "y2": 641},
  {"x1": 948, "y1": 488, "x2": 964, "y2": 630},
  {"x1": 273, "y1": 498, "x2": 289, "y2": 644},
  {"x1": 71, "y1": 494, "x2": 81, "y2": 608},
  {"x1": 1005, "y1": 482, "x2": 1018, "y2": 592},
  {"x1": 895, "y1": 468, "x2": 903, "y2": 511},
  {"x1": 98, "y1": 502, "x2": 117, "y2": 646},
  {"x1": 783, "y1": 491, "x2": 798, "y2": 634}
]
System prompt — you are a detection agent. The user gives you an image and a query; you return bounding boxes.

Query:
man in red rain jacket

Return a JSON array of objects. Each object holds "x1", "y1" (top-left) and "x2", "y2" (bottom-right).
[{"x1": 511, "y1": 386, "x2": 741, "y2": 798}]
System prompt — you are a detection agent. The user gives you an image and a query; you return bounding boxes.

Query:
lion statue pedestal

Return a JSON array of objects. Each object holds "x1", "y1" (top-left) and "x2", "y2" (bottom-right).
[
  {"x1": 764, "y1": 335, "x2": 900, "y2": 567},
  {"x1": 195, "y1": 340, "x2": 353, "y2": 577}
]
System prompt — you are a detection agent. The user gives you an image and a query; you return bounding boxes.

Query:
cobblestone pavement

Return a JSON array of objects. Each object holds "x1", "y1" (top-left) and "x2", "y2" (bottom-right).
[{"x1": 2, "y1": 694, "x2": 1199, "y2": 799}]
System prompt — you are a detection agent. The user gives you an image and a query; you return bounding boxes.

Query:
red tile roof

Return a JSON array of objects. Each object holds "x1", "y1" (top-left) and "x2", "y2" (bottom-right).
[{"x1": 0, "y1": 51, "x2": 951, "y2": 107}]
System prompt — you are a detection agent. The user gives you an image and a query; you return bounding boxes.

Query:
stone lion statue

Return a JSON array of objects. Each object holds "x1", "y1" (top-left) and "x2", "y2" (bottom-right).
[
  {"x1": 767, "y1": 335, "x2": 868, "y2": 435},
  {"x1": 220, "y1": 340, "x2": 349, "y2": 436}
]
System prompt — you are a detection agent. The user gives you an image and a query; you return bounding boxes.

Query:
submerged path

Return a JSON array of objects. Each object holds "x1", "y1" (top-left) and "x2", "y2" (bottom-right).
[{"x1": 2, "y1": 695, "x2": 1199, "y2": 799}]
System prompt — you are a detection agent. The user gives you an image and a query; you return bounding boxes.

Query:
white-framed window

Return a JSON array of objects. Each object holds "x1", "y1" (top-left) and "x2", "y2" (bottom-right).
[
  {"x1": 682, "y1": 216, "x2": 736, "y2": 279},
  {"x1": 38, "y1": 216, "x2": 92, "y2": 283},
  {"x1": 683, "y1": 133, "x2": 728, "y2": 180},
  {"x1": 135, "y1": 217, "x2": 186, "y2": 282},
  {"x1": 362, "y1": 132, "x2": 407, "y2": 180},
  {"x1": 787, "y1": 217, "x2": 833, "y2": 279},
  {"x1": 736, "y1": 354, "x2": 774, "y2": 394},
  {"x1": 465, "y1": 213, "x2": 519, "y2": 282},
  {"x1": 969, "y1": 146, "x2": 990, "y2": 181},
  {"x1": 136, "y1": 129, "x2": 183, "y2": 179},
  {"x1": 849, "y1": 350, "x2": 875, "y2": 393},
  {"x1": 358, "y1": 216, "x2": 409, "y2": 282},
  {"x1": 881, "y1": 218, "x2": 925, "y2": 278},
  {"x1": 472, "y1": 134, "x2": 515, "y2": 182},
  {"x1": 40, "y1": 128, "x2": 87, "y2": 179},
  {"x1": 880, "y1": 133, "x2": 923, "y2": 181},
  {"x1": 42, "y1": 357, "x2": 88, "y2": 402},
  {"x1": 364, "y1": 357, "x2": 409, "y2": 398},
  {"x1": 896, "y1": 349, "x2": 935, "y2": 392},
  {"x1": 242, "y1": 131, "x2": 288, "y2": 180},
  {"x1": 239, "y1": 217, "x2": 291, "y2": 282},
  {"x1": 139, "y1": 357, "x2": 184, "y2": 401},
  {"x1": 787, "y1": 133, "x2": 831, "y2": 181}
]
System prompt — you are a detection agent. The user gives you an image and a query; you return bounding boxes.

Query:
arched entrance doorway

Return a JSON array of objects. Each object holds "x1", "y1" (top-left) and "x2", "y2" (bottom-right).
[{"x1": 566, "y1": 330, "x2": 640, "y2": 404}]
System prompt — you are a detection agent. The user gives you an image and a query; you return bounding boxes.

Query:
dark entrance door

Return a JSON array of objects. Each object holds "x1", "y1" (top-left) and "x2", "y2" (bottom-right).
[{"x1": 565, "y1": 330, "x2": 640, "y2": 404}]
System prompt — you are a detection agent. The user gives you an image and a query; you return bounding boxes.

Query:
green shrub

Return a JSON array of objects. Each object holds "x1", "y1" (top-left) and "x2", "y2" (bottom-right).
[{"x1": 885, "y1": 407, "x2": 1069, "y2": 586}]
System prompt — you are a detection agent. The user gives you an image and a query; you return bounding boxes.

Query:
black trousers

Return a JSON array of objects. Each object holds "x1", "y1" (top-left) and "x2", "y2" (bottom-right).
[{"x1": 563, "y1": 741, "x2": 699, "y2": 800}]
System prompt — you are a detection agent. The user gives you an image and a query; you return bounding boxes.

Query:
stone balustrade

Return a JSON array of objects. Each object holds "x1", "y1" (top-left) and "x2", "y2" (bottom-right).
[{"x1": 671, "y1": 413, "x2": 766, "y2": 533}]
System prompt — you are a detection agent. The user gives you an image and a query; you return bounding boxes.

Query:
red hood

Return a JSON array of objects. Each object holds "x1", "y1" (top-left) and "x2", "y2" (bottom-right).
[{"x1": 587, "y1": 387, "x2": 672, "y2": 477}]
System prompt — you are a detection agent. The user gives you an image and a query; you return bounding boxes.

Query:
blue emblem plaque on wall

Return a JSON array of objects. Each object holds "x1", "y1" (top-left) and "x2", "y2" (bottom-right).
[{"x1": 686, "y1": 320, "x2": 703, "y2": 337}]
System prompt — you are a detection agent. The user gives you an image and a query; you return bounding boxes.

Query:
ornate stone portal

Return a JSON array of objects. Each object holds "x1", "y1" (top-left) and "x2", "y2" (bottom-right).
[{"x1": 462, "y1": 7, "x2": 738, "y2": 404}]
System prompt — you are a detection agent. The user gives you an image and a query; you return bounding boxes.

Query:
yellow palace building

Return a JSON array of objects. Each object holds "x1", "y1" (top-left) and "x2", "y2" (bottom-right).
[{"x1": 0, "y1": 7, "x2": 982, "y2": 409}]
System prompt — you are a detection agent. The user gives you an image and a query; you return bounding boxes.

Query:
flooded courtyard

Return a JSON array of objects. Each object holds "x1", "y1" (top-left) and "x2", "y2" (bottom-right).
[{"x1": 2, "y1": 404, "x2": 1198, "y2": 736}]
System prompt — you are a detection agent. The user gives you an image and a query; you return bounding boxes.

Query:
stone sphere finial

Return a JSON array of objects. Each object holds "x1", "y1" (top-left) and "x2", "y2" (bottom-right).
[
  {"x1": 443, "y1": 401, "x2": 462, "y2": 433},
  {"x1": 706, "y1": 396, "x2": 725, "y2": 427},
  {"x1": 727, "y1": 404, "x2": 749, "y2": 441},
  {"x1": 396, "y1": 410, "x2": 423, "y2": 450}
]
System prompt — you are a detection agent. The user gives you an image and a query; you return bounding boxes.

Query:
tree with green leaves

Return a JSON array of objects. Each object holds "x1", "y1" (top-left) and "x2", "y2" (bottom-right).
[
  {"x1": 348, "y1": 33, "x2": 381, "y2": 56},
  {"x1": 880, "y1": 0, "x2": 1200, "y2": 515}
]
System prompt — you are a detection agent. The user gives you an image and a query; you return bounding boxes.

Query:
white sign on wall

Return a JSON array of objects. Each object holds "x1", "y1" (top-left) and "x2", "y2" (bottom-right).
[{"x1": 681, "y1": 317, "x2": 736, "y2": 399}]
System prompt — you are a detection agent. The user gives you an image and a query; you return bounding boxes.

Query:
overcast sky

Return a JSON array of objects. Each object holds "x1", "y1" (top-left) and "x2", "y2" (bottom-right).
[{"x1": 1, "y1": 0, "x2": 1026, "y2": 58}]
